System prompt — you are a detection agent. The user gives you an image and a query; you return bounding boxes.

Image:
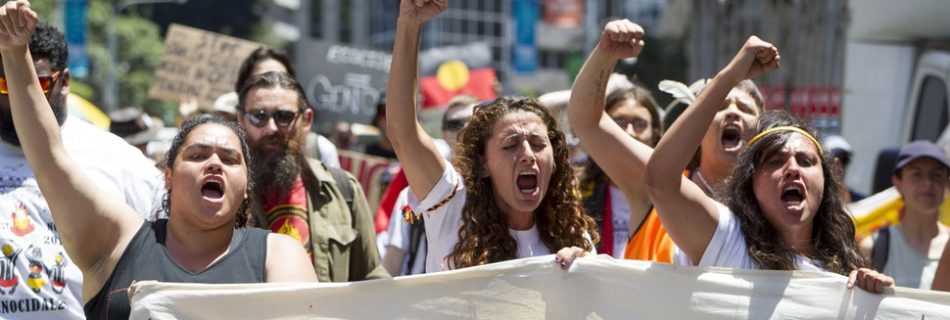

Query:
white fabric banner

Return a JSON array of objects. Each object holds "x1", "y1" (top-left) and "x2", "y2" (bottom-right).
[{"x1": 130, "y1": 255, "x2": 950, "y2": 319}]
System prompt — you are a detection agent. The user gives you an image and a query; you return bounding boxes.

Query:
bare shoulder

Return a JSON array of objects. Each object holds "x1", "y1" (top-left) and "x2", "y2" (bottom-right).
[{"x1": 266, "y1": 233, "x2": 318, "y2": 282}]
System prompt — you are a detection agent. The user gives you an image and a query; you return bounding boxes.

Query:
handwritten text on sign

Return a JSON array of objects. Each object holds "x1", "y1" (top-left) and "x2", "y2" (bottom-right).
[{"x1": 148, "y1": 24, "x2": 263, "y2": 108}]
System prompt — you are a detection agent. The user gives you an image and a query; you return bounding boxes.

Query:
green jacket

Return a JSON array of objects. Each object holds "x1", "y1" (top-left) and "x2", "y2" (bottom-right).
[{"x1": 250, "y1": 158, "x2": 390, "y2": 282}]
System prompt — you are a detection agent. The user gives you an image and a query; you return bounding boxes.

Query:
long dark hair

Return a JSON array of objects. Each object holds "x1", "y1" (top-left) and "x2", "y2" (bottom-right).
[
  {"x1": 447, "y1": 97, "x2": 600, "y2": 268},
  {"x1": 722, "y1": 111, "x2": 866, "y2": 274},
  {"x1": 579, "y1": 85, "x2": 662, "y2": 188},
  {"x1": 235, "y1": 47, "x2": 297, "y2": 93},
  {"x1": 161, "y1": 116, "x2": 255, "y2": 228}
]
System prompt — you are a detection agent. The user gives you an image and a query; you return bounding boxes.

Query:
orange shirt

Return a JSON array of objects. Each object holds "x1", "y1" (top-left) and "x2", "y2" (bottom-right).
[
  {"x1": 623, "y1": 208, "x2": 675, "y2": 263},
  {"x1": 622, "y1": 171, "x2": 690, "y2": 263}
]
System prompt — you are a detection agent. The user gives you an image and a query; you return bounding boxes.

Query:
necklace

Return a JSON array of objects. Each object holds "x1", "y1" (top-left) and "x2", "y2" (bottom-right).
[{"x1": 695, "y1": 170, "x2": 716, "y2": 197}]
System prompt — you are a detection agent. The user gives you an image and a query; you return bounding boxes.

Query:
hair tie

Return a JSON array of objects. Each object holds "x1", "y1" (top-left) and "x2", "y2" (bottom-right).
[{"x1": 747, "y1": 126, "x2": 823, "y2": 154}]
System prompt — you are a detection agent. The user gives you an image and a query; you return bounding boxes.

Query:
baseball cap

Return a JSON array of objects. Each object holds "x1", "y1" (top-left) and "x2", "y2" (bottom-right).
[{"x1": 894, "y1": 140, "x2": 950, "y2": 174}]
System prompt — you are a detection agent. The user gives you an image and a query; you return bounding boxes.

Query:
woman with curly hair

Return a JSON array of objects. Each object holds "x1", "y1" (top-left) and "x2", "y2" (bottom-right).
[
  {"x1": 0, "y1": 4, "x2": 316, "y2": 318},
  {"x1": 645, "y1": 35, "x2": 894, "y2": 293},
  {"x1": 386, "y1": 0, "x2": 598, "y2": 272}
]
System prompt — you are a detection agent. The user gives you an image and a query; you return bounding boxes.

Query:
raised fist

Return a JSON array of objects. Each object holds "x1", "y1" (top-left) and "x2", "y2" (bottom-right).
[
  {"x1": 723, "y1": 36, "x2": 780, "y2": 82},
  {"x1": 597, "y1": 19, "x2": 645, "y2": 60},
  {"x1": 399, "y1": 0, "x2": 447, "y2": 26},
  {"x1": 0, "y1": 0, "x2": 37, "y2": 50}
]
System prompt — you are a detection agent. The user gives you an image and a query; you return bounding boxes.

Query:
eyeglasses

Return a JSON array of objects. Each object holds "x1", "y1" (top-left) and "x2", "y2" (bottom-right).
[
  {"x1": 612, "y1": 117, "x2": 649, "y2": 132},
  {"x1": 242, "y1": 109, "x2": 300, "y2": 128},
  {"x1": 0, "y1": 73, "x2": 59, "y2": 95}
]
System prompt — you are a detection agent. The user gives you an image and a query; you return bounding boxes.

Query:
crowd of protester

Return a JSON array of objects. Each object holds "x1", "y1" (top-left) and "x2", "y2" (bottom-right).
[{"x1": 1, "y1": 0, "x2": 949, "y2": 319}]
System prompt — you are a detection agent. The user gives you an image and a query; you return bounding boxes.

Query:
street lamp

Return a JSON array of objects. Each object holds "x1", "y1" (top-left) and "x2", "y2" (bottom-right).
[{"x1": 104, "y1": 0, "x2": 188, "y2": 112}]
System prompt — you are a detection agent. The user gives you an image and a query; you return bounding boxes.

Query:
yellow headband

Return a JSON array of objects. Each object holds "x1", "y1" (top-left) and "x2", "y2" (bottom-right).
[{"x1": 746, "y1": 126, "x2": 823, "y2": 154}]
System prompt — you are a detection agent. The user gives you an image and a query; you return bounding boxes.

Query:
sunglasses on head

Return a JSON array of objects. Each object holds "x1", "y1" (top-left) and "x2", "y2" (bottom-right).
[
  {"x1": 242, "y1": 109, "x2": 300, "y2": 128},
  {"x1": 0, "y1": 73, "x2": 59, "y2": 95}
]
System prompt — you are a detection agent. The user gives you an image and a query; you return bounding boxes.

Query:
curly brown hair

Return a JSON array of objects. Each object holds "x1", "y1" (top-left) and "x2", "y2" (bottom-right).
[
  {"x1": 446, "y1": 97, "x2": 600, "y2": 268},
  {"x1": 722, "y1": 111, "x2": 867, "y2": 275}
]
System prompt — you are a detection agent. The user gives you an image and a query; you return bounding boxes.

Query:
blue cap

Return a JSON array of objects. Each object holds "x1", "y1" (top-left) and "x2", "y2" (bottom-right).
[{"x1": 894, "y1": 140, "x2": 950, "y2": 174}]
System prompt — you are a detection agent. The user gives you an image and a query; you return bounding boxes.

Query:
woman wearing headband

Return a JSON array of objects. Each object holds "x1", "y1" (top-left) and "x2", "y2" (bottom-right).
[
  {"x1": 645, "y1": 36, "x2": 894, "y2": 292},
  {"x1": 569, "y1": 20, "x2": 763, "y2": 263}
]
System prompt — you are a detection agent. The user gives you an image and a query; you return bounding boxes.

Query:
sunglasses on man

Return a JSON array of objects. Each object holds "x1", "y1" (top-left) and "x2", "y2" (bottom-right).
[
  {"x1": 0, "y1": 72, "x2": 59, "y2": 95},
  {"x1": 242, "y1": 109, "x2": 301, "y2": 128}
]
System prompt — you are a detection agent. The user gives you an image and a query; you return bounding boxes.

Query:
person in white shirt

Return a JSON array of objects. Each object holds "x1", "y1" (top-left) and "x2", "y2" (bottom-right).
[
  {"x1": 0, "y1": 17, "x2": 164, "y2": 320},
  {"x1": 385, "y1": 0, "x2": 598, "y2": 273},
  {"x1": 860, "y1": 140, "x2": 950, "y2": 289},
  {"x1": 644, "y1": 35, "x2": 895, "y2": 293}
]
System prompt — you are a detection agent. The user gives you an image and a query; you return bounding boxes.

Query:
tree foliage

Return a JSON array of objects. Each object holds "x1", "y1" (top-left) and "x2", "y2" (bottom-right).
[{"x1": 34, "y1": 0, "x2": 171, "y2": 121}]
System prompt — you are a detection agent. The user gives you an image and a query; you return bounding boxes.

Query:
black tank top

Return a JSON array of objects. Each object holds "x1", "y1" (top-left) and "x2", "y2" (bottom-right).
[{"x1": 84, "y1": 220, "x2": 268, "y2": 319}]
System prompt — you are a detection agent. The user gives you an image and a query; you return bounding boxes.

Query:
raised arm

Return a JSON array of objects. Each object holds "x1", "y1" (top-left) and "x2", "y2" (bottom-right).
[
  {"x1": 0, "y1": 0, "x2": 142, "y2": 287},
  {"x1": 644, "y1": 36, "x2": 780, "y2": 262},
  {"x1": 568, "y1": 20, "x2": 653, "y2": 219},
  {"x1": 385, "y1": 0, "x2": 448, "y2": 200}
]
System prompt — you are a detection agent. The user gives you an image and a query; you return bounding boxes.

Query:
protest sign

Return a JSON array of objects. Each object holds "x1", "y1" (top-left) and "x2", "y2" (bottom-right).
[{"x1": 149, "y1": 24, "x2": 262, "y2": 108}]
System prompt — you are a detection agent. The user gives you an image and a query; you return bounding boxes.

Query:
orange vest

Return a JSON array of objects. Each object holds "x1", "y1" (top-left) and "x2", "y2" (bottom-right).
[
  {"x1": 623, "y1": 208, "x2": 675, "y2": 263},
  {"x1": 622, "y1": 171, "x2": 690, "y2": 263}
]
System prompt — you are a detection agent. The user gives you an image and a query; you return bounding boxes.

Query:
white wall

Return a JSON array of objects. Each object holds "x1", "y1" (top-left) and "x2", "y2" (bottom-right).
[{"x1": 841, "y1": 41, "x2": 915, "y2": 194}]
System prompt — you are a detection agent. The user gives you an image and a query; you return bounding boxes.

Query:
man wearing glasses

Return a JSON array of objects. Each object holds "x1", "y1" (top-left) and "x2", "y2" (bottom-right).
[
  {"x1": 236, "y1": 71, "x2": 388, "y2": 282},
  {"x1": 0, "y1": 23, "x2": 163, "y2": 319}
]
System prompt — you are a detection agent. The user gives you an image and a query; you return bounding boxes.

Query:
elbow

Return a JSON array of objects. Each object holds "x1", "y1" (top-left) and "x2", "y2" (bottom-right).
[{"x1": 643, "y1": 159, "x2": 666, "y2": 193}]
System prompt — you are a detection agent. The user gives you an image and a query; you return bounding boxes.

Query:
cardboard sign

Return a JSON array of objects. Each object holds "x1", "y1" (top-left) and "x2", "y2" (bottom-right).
[{"x1": 148, "y1": 24, "x2": 263, "y2": 108}]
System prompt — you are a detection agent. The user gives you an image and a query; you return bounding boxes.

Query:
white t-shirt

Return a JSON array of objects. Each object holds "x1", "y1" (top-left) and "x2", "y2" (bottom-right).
[
  {"x1": 674, "y1": 202, "x2": 824, "y2": 272},
  {"x1": 409, "y1": 164, "x2": 552, "y2": 273},
  {"x1": 0, "y1": 118, "x2": 164, "y2": 319},
  {"x1": 608, "y1": 185, "x2": 630, "y2": 259},
  {"x1": 384, "y1": 188, "x2": 427, "y2": 276},
  {"x1": 881, "y1": 225, "x2": 947, "y2": 289}
]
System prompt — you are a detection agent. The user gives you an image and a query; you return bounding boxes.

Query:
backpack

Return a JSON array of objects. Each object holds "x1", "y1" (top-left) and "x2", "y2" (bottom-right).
[{"x1": 871, "y1": 227, "x2": 890, "y2": 272}]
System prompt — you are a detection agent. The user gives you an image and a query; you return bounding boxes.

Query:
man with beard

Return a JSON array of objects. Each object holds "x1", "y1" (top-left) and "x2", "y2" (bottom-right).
[
  {"x1": 0, "y1": 23, "x2": 163, "y2": 319},
  {"x1": 237, "y1": 71, "x2": 388, "y2": 282}
]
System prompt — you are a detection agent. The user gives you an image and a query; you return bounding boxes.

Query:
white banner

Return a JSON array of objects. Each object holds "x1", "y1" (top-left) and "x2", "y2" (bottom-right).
[{"x1": 130, "y1": 255, "x2": 950, "y2": 319}]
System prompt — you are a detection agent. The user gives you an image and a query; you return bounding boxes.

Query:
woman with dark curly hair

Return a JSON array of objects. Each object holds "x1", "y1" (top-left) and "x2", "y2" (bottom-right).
[
  {"x1": 386, "y1": 0, "x2": 598, "y2": 272},
  {"x1": 0, "y1": 4, "x2": 316, "y2": 318},
  {"x1": 645, "y1": 35, "x2": 894, "y2": 293}
]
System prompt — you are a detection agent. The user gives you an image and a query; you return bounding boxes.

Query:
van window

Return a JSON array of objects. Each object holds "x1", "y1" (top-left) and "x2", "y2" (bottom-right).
[{"x1": 911, "y1": 76, "x2": 949, "y2": 141}]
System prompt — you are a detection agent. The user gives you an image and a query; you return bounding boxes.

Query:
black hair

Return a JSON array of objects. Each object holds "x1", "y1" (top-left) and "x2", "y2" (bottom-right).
[
  {"x1": 237, "y1": 71, "x2": 309, "y2": 113},
  {"x1": 234, "y1": 47, "x2": 296, "y2": 93},
  {"x1": 29, "y1": 22, "x2": 68, "y2": 71}
]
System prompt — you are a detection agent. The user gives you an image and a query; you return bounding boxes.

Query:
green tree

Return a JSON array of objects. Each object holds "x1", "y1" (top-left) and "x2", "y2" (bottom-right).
[{"x1": 35, "y1": 0, "x2": 171, "y2": 121}]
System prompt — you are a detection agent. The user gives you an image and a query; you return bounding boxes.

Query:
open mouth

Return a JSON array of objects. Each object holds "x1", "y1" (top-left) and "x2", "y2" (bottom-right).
[
  {"x1": 201, "y1": 180, "x2": 225, "y2": 200},
  {"x1": 781, "y1": 185, "x2": 805, "y2": 207},
  {"x1": 721, "y1": 124, "x2": 742, "y2": 150},
  {"x1": 517, "y1": 172, "x2": 539, "y2": 193}
]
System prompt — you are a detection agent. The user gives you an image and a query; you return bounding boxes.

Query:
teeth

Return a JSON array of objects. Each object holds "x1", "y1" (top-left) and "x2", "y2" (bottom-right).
[{"x1": 519, "y1": 171, "x2": 536, "y2": 176}]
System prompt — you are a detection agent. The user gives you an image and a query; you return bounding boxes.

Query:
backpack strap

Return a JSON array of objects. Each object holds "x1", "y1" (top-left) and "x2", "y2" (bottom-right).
[
  {"x1": 328, "y1": 166, "x2": 355, "y2": 212},
  {"x1": 405, "y1": 218, "x2": 426, "y2": 274},
  {"x1": 871, "y1": 227, "x2": 890, "y2": 272}
]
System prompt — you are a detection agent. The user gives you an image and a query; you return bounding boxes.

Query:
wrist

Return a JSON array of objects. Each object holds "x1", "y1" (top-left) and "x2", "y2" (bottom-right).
[
  {"x1": 0, "y1": 44, "x2": 28, "y2": 55},
  {"x1": 714, "y1": 66, "x2": 744, "y2": 87},
  {"x1": 397, "y1": 17, "x2": 425, "y2": 30}
]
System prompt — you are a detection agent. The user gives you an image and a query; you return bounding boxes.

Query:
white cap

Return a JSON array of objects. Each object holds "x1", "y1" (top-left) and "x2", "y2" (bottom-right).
[
  {"x1": 211, "y1": 91, "x2": 239, "y2": 115},
  {"x1": 821, "y1": 134, "x2": 852, "y2": 155}
]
